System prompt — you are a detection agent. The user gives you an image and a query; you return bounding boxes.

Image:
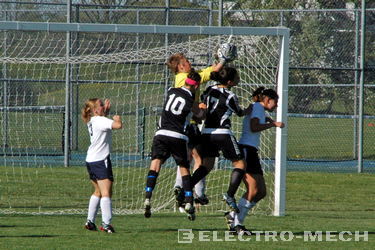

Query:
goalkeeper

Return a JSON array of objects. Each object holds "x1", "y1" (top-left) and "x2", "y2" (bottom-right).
[{"x1": 167, "y1": 43, "x2": 237, "y2": 209}]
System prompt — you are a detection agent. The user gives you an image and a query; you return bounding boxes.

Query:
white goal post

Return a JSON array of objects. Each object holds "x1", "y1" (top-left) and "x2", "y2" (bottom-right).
[{"x1": 0, "y1": 21, "x2": 289, "y2": 216}]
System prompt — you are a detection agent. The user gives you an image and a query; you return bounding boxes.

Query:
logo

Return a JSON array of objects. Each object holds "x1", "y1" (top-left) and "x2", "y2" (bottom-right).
[
  {"x1": 178, "y1": 229, "x2": 194, "y2": 243},
  {"x1": 177, "y1": 230, "x2": 369, "y2": 243}
]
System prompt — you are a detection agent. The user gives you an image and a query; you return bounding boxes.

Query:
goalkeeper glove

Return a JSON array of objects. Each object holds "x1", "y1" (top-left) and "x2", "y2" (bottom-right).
[{"x1": 217, "y1": 43, "x2": 237, "y2": 64}]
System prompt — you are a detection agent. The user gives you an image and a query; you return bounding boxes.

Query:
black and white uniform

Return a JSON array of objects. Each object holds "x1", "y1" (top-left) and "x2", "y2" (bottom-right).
[
  {"x1": 198, "y1": 85, "x2": 246, "y2": 161},
  {"x1": 151, "y1": 87, "x2": 194, "y2": 167},
  {"x1": 85, "y1": 116, "x2": 114, "y2": 181}
]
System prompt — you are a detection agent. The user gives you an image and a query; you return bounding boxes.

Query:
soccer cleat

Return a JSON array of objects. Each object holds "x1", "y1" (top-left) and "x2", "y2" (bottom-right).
[
  {"x1": 222, "y1": 193, "x2": 240, "y2": 213},
  {"x1": 174, "y1": 186, "x2": 185, "y2": 212},
  {"x1": 184, "y1": 203, "x2": 196, "y2": 221},
  {"x1": 194, "y1": 193, "x2": 209, "y2": 205},
  {"x1": 224, "y1": 212, "x2": 234, "y2": 231},
  {"x1": 233, "y1": 225, "x2": 251, "y2": 236},
  {"x1": 144, "y1": 198, "x2": 152, "y2": 218},
  {"x1": 84, "y1": 220, "x2": 97, "y2": 231},
  {"x1": 100, "y1": 224, "x2": 115, "y2": 233}
]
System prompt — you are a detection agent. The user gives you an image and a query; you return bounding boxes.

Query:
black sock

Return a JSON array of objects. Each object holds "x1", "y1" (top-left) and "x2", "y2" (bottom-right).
[
  {"x1": 145, "y1": 170, "x2": 159, "y2": 199},
  {"x1": 191, "y1": 166, "x2": 209, "y2": 186},
  {"x1": 181, "y1": 175, "x2": 193, "y2": 204},
  {"x1": 227, "y1": 168, "x2": 245, "y2": 197}
]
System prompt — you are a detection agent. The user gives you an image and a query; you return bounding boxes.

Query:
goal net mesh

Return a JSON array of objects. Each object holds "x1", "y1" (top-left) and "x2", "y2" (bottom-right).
[{"x1": 0, "y1": 29, "x2": 281, "y2": 215}]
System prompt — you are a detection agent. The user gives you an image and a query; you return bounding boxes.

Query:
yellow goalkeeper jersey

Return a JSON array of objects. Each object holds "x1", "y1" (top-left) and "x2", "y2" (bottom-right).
[{"x1": 174, "y1": 66, "x2": 213, "y2": 102}]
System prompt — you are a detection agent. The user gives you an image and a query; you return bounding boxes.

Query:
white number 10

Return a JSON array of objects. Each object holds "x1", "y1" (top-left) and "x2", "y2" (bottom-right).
[{"x1": 165, "y1": 93, "x2": 186, "y2": 115}]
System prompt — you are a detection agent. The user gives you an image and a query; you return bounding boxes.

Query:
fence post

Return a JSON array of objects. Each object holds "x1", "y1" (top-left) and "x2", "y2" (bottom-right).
[
  {"x1": 71, "y1": 4, "x2": 80, "y2": 152},
  {"x1": 218, "y1": 0, "x2": 223, "y2": 26},
  {"x1": 2, "y1": 10, "x2": 9, "y2": 149},
  {"x1": 164, "y1": 0, "x2": 170, "y2": 98},
  {"x1": 64, "y1": 0, "x2": 72, "y2": 167},
  {"x1": 353, "y1": 8, "x2": 359, "y2": 160},
  {"x1": 357, "y1": 2, "x2": 366, "y2": 173},
  {"x1": 138, "y1": 108, "x2": 145, "y2": 159}
]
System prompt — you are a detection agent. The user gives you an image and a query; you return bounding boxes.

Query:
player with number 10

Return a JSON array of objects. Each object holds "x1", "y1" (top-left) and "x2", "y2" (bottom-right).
[{"x1": 143, "y1": 71, "x2": 205, "y2": 221}]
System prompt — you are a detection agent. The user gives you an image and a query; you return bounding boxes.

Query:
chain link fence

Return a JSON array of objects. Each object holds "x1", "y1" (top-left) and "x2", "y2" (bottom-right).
[{"x1": 1, "y1": 1, "x2": 374, "y2": 172}]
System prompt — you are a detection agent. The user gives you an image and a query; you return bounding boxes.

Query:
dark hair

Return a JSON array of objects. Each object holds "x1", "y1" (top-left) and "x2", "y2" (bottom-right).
[
  {"x1": 252, "y1": 87, "x2": 278, "y2": 101},
  {"x1": 210, "y1": 66, "x2": 238, "y2": 85},
  {"x1": 187, "y1": 70, "x2": 201, "y2": 84}
]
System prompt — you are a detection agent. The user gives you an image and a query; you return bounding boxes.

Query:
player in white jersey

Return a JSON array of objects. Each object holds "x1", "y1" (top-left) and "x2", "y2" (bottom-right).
[
  {"x1": 226, "y1": 87, "x2": 285, "y2": 235},
  {"x1": 81, "y1": 98, "x2": 122, "y2": 233}
]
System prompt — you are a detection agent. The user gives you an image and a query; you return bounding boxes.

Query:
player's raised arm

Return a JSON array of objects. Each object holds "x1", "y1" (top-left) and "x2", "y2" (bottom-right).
[
  {"x1": 212, "y1": 43, "x2": 238, "y2": 72},
  {"x1": 104, "y1": 99, "x2": 111, "y2": 116}
]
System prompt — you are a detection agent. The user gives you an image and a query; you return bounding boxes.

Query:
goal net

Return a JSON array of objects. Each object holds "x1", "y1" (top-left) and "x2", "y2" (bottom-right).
[{"x1": 0, "y1": 22, "x2": 288, "y2": 216}]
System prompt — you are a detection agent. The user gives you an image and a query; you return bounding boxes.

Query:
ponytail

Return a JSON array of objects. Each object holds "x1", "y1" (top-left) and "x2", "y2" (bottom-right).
[
  {"x1": 252, "y1": 87, "x2": 278, "y2": 102},
  {"x1": 252, "y1": 87, "x2": 265, "y2": 102},
  {"x1": 81, "y1": 98, "x2": 99, "y2": 123}
]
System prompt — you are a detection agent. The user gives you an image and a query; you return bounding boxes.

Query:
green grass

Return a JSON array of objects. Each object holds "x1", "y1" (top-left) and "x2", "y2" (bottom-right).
[{"x1": 0, "y1": 172, "x2": 374, "y2": 249}]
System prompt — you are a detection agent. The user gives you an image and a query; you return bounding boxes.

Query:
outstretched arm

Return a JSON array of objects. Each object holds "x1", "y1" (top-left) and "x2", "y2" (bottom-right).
[
  {"x1": 228, "y1": 95, "x2": 252, "y2": 117},
  {"x1": 191, "y1": 102, "x2": 207, "y2": 122},
  {"x1": 250, "y1": 117, "x2": 284, "y2": 133},
  {"x1": 211, "y1": 61, "x2": 225, "y2": 72}
]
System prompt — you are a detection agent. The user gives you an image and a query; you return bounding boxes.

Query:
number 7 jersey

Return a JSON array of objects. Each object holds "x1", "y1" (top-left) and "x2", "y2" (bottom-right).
[
  {"x1": 158, "y1": 87, "x2": 195, "y2": 135},
  {"x1": 201, "y1": 85, "x2": 246, "y2": 129}
]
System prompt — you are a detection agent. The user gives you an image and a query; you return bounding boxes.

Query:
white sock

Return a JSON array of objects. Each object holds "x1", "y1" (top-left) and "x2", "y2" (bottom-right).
[
  {"x1": 87, "y1": 195, "x2": 100, "y2": 223},
  {"x1": 194, "y1": 177, "x2": 206, "y2": 197},
  {"x1": 234, "y1": 198, "x2": 257, "y2": 226},
  {"x1": 174, "y1": 166, "x2": 183, "y2": 188},
  {"x1": 229, "y1": 211, "x2": 235, "y2": 228},
  {"x1": 100, "y1": 197, "x2": 112, "y2": 225}
]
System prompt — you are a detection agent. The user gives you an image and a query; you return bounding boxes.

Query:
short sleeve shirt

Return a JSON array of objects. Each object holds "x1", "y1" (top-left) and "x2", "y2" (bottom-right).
[
  {"x1": 86, "y1": 116, "x2": 114, "y2": 162},
  {"x1": 174, "y1": 66, "x2": 214, "y2": 102},
  {"x1": 239, "y1": 102, "x2": 266, "y2": 149}
]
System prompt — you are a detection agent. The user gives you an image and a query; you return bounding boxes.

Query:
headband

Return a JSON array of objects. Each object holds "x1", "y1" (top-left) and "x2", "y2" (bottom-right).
[{"x1": 185, "y1": 78, "x2": 200, "y2": 86}]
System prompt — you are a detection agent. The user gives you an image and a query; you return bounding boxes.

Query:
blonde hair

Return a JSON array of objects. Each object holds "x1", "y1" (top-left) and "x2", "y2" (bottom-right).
[
  {"x1": 81, "y1": 98, "x2": 99, "y2": 123},
  {"x1": 167, "y1": 53, "x2": 186, "y2": 74}
]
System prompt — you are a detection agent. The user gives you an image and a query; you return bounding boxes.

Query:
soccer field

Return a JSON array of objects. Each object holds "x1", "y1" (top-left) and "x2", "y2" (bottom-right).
[{"x1": 0, "y1": 172, "x2": 373, "y2": 249}]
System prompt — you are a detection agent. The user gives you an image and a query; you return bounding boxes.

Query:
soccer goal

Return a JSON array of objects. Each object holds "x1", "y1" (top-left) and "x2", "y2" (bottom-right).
[{"x1": 0, "y1": 21, "x2": 289, "y2": 216}]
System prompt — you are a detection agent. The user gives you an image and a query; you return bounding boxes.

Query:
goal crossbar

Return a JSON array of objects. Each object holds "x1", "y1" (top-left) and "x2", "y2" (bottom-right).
[{"x1": 0, "y1": 21, "x2": 289, "y2": 37}]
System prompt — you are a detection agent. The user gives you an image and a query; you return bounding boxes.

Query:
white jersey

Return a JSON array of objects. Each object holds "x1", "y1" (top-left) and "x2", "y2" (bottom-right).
[
  {"x1": 239, "y1": 102, "x2": 266, "y2": 149},
  {"x1": 85, "y1": 116, "x2": 114, "y2": 162}
]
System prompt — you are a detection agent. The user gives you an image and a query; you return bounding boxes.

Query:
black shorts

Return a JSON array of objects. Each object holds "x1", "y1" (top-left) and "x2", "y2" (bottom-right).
[
  {"x1": 240, "y1": 144, "x2": 263, "y2": 175},
  {"x1": 197, "y1": 133, "x2": 243, "y2": 161},
  {"x1": 151, "y1": 135, "x2": 189, "y2": 167},
  {"x1": 185, "y1": 123, "x2": 202, "y2": 149},
  {"x1": 86, "y1": 155, "x2": 114, "y2": 181}
]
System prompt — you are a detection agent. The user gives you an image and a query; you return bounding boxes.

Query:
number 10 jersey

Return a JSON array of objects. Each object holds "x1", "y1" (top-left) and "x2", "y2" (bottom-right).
[{"x1": 157, "y1": 87, "x2": 195, "y2": 137}]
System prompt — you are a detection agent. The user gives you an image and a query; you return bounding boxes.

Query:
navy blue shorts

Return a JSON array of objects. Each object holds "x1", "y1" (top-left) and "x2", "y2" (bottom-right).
[
  {"x1": 86, "y1": 155, "x2": 114, "y2": 181},
  {"x1": 240, "y1": 144, "x2": 263, "y2": 175}
]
